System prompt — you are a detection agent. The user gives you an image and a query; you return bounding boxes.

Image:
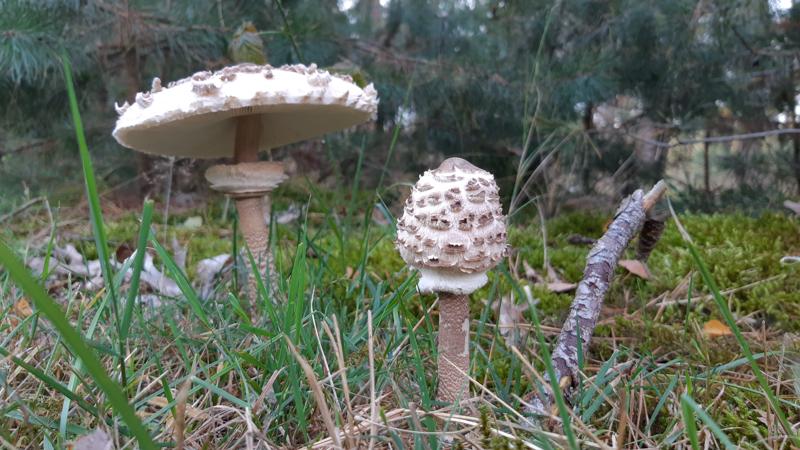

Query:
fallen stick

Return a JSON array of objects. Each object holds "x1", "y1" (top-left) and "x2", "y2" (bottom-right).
[{"x1": 524, "y1": 181, "x2": 668, "y2": 415}]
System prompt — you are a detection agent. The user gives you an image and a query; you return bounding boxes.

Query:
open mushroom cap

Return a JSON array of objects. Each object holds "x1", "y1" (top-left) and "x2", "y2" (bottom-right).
[
  {"x1": 395, "y1": 157, "x2": 508, "y2": 294},
  {"x1": 112, "y1": 63, "x2": 379, "y2": 158}
]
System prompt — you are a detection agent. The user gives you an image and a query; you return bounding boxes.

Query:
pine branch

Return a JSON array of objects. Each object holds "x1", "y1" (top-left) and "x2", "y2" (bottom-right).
[{"x1": 622, "y1": 128, "x2": 800, "y2": 149}]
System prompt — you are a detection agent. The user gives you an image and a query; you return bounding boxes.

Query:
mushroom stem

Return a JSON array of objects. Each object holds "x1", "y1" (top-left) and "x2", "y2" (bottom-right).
[
  {"x1": 437, "y1": 291, "x2": 470, "y2": 404},
  {"x1": 231, "y1": 115, "x2": 277, "y2": 303},
  {"x1": 234, "y1": 115, "x2": 262, "y2": 163},
  {"x1": 235, "y1": 196, "x2": 271, "y2": 291}
]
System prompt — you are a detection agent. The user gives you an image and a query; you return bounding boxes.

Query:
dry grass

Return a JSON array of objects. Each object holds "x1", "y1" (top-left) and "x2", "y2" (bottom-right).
[{"x1": 0, "y1": 197, "x2": 798, "y2": 449}]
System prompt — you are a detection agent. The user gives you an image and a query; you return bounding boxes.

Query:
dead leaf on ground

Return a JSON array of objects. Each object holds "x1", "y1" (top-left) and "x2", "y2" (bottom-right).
[
  {"x1": 522, "y1": 260, "x2": 542, "y2": 283},
  {"x1": 703, "y1": 319, "x2": 732, "y2": 338},
  {"x1": 14, "y1": 298, "x2": 33, "y2": 318},
  {"x1": 784, "y1": 200, "x2": 800, "y2": 215},
  {"x1": 522, "y1": 260, "x2": 576, "y2": 292},
  {"x1": 115, "y1": 243, "x2": 134, "y2": 263},
  {"x1": 619, "y1": 259, "x2": 651, "y2": 280},
  {"x1": 492, "y1": 295, "x2": 530, "y2": 347},
  {"x1": 67, "y1": 429, "x2": 113, "y2": 450},
  {"x1": 545, "y1": 263, "x2": 576, "y2": 292},
  {"x1": 545, "y1": 263, "x2": 561, "y2": 284}
]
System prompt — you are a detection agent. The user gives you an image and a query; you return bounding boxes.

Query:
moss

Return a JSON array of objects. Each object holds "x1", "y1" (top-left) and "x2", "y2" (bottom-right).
[
  {"x1": 511, "y1": 212, "x2": 800, "y2": 331},
  {"x1": 538, "y1": 284, "x2": 574, "y2": 309},
  {"x1": 715, "y1": 385, "x2": 770, "y2": 444}
]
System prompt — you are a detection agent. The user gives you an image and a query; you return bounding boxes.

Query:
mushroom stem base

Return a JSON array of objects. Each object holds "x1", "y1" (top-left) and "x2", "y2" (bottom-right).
[
  {"x1": 235, "y1": 196, "x2": 278, "y2": 304},
  {"x1": 437, "y1": 291, "x2": 470, "y2": 404}
]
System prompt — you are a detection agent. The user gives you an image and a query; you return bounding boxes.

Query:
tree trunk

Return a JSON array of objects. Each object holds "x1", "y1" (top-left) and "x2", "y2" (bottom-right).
[
  {"x1": 794, "y1": 129, "x2": 800, "y2": 195},
  {"x1": 121, "y1": 1, "x2": 152, "y2": 199},
  {"x1": 704, "y1": 133, "x2": 710, "y2": 195}
]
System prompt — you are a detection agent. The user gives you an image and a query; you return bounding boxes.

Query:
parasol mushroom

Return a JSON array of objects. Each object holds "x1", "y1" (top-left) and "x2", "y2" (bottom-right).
[
  {"x1": 113, "y1": 63, "x2": 378, "y2": 302},
  {"x1": 395, "y1": 157, "x2": 508, "y2": 404}
]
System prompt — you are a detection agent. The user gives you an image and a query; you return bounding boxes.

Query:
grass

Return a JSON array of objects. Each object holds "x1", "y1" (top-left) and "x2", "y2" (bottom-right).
[
  {"x1": 0, "y1": 60, "x2": 799, "y2": 450},
  {"x1": 3, "y1": 188, "x2": 799, "y2": 448}
]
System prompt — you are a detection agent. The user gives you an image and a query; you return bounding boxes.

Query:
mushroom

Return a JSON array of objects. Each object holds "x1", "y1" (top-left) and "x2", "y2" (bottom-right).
[
  {"x1": 395, "y1": 157, "x2": 508, "y2": 404},
  {"x1": 113, "y1": 63, "x2": 379, "y2": 303}
]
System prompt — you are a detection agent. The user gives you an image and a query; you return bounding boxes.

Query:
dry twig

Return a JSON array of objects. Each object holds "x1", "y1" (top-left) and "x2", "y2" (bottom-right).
[{"x1": 525, "y1": 181, "x2": 668, "y2": 415}]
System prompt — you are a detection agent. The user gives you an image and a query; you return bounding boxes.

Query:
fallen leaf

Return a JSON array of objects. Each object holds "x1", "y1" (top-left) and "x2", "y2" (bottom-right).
[
  {"x1": 784, "y1": 200, "x2": 800, "y2": 215},
  {"x1": 780, "y1": 256, "x2": 800, "y2": 265},
  {"x1": 619, "y1": 259, "x2": 651, "y2": 280},
  {"x1": 545, "y1": 263, "x2": 562, "y2": 284},
  {"x1": 275, "y1": 204, "x2": 301, "y2": 224},
  {"x1": 14, "y1": 298, "x2": 33, "y2": 318},
  {"x1": 115, "y1": 243, "x2": 134, "y2": 263},
  {"x1": 67, "y1": 429, "x2": 113, "y2": 450},
  {"x1": 182, "y1": 216, "x2": 203, "y2": 229},
  {"x1": 196, "y1": 254, "x2": 232, "y2": 299},
  {"x1": 494, "y1": 295, "x2": 530, "y2": 347},
  {"x1": 703, "y1": 319, "x2": 732, "y2": 338},
  {"x1": 522, "y1": 260, "x2": 542, "y2": 283}
]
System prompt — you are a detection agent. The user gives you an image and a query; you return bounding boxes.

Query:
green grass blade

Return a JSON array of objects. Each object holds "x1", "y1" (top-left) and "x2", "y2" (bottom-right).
[
  {"x1": 680, "y1": 394, "x2": 701, "y2": 450},
  {"x1": 287, "y1": 241, "x2": 308, "y2": 342},
  {"x1": 150, "y1": 236, "x2": 211, "y2": 329},
  {"x1": 680, "y1": 394, "x2": 736, "y2": 449},
  {"x1": 120, "y1": 200, "x2": 154, "y2": 341},
  {"x1": 244, "y1": 247, "x2": 278, "y2": 325},
  {"x1": 645, "y1": 373, "x2": 679, "y2": 434},
  {"x1": 60, "y1": 294, "x2": 108, "y2": 438},
  {"x1": 0, "y1": 240, "x2": 157, "y2": 449},
  {"x1": 61, "y1": 55, "x2": 118, "y2": 319},
  {"x1": 191, "y1": 376, "x2": 249, "y2": 408},
  {"x1": 61, "y1": 54, "x2": 129, "y2": 394}
]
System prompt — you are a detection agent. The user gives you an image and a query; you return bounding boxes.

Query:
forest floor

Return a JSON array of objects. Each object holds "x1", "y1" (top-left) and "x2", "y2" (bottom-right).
[{"x1": 1, "y1": 180, "x2": 798, "y2": 449}]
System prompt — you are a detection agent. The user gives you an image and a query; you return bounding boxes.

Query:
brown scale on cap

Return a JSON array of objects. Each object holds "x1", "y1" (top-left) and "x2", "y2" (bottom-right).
[{"x1": 395, "y1": 157, "x2": 507, "y2": 277}]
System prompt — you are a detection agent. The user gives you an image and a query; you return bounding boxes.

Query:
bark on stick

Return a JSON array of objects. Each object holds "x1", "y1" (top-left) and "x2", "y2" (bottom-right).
[{"x1": 525, "y1": 181, "x2": 667, "y2": 415}]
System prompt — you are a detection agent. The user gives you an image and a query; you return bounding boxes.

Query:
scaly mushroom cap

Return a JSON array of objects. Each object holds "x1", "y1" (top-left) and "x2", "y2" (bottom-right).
[
  {"x1": 112, "y1": 63, "x2": 379, "y2": 158},
  {"x1": 395, "y1": 157, "x2": 508, "y2": 294}
]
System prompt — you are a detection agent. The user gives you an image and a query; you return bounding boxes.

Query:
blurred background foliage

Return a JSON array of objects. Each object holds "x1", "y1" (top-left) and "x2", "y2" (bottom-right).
[{"x1": 2, "y1": 0, "x2": 800, "y2": 217}]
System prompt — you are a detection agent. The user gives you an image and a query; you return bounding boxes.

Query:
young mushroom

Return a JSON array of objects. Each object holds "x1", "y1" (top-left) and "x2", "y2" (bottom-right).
[
  {"x1": 395, "y1": 157, "x2": 508, "y2": 404},
  {"x1": 113, "y1": 63, "x2": 378, "y2": 303}
]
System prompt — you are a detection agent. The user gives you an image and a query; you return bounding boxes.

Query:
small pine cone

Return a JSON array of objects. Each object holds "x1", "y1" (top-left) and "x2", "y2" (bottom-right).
[{"x1": 636, "y1": 218, "x2": 665, "y2": 262}]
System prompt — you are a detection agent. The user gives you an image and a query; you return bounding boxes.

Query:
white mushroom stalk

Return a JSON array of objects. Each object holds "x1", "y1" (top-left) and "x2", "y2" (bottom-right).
[
  {"x1": 396, "y1": 157, "x2": 508, "y2": 404},
  {"x1": 113, "y1": 63, "x2": 379, "y2": 305}
]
